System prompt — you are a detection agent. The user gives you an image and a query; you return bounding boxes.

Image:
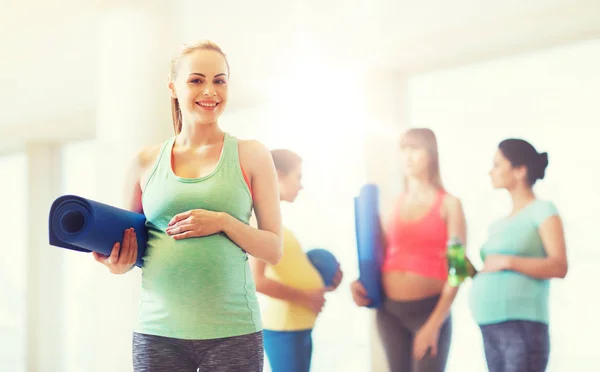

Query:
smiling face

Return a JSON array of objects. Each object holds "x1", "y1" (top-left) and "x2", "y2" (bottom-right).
[{"x1": 169, "y1": 49, "x2": 229, "y2": 126}]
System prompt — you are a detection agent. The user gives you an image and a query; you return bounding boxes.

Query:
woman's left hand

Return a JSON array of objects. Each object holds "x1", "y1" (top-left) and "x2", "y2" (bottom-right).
[
  {"x1": 166, "y1": 209, "x2": 227, "y2": 240},
  {"x1": 481, "y1": 254, "x2": 512, "y2": 273},
  {"x1": 326, "y1": 268, "x2": 344, "y2": 292},
  {"x1": 413, "y1": 322, "x2": 440, "y2": 360}
]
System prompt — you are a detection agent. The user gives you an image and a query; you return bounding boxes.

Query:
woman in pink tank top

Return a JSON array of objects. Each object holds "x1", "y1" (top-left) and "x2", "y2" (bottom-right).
[{"x1": 351, "y1": 128, "x2": 469, "y2": 372}]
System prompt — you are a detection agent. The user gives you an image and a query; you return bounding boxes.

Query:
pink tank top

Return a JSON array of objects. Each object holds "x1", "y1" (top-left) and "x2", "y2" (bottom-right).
[{"x1": 382, "y1": 190, "x2": 449, "y2": 280}]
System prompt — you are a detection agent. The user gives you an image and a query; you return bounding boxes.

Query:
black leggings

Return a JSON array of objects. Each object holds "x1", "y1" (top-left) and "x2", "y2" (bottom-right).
[
  {"x1": 132, "y1": 331, "x2": 263, "y2": 372},
  {"x1": 376, "y1": 295, "x2": 452, "y2": 372},
  {"x1": 480, "y1": 320, "x2": 550, "y2": 372}
]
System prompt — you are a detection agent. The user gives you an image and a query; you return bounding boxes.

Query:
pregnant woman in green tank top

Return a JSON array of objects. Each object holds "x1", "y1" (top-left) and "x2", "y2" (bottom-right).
[
  {"x1": 92, "y1": 40, "x2": 283, "y2": 372},
  {"x1": 470, "y1": 139, "x2": 568, "y2": 372}
]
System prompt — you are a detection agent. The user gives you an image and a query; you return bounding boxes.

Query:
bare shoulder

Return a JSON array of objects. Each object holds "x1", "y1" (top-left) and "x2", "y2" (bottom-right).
[
  {"x1": 122, "y1": 142, "x2": 166, "y2": 212},
  {"x1": 238, "y1": 139, "x2": 273, "y2": 175},
  {"x1": 134, "y1": 142, "x2": 167, "y2": 186},
  {"x1": 134, "y1": 143, "x2": 164, "y2": 171},
  {"x1": 139, "y1": 143, "x2": 164, "y2": 166},
  {"x1": 238, "y1": 139, "x2": 270, "y2": 157},
  {"x1": 442, "y1": 193, "x2": 463, "y2": 213}
]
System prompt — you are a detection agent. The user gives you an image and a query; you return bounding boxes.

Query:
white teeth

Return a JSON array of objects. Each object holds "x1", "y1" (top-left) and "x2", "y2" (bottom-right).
[{"x1": 198, "y1": 102, "x2": 217, "y2": 108}]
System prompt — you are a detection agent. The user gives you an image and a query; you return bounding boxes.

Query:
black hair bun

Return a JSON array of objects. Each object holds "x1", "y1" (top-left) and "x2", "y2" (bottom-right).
[{"x1": 535, "y1": 152, "x2": 549, "y2": 180}]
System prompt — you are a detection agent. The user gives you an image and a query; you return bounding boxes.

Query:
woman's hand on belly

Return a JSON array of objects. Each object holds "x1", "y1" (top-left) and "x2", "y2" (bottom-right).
[
  {"x1": 300, "y1": 288, "x2": 327, "y2": 314},
  {"x1": 166, "y1": 209, "x2": 226, "y2": 240},
  {"x1": 481, "y1": 254, "x2": 512, "y2": 273}
]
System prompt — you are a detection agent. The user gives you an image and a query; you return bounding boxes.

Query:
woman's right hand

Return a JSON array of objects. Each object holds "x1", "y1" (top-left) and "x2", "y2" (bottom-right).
[
  {"x1": 350, "y1": 280, "x2": 372, "y2": 307},
  {"x1": 93, "y1": 228, "x2": 138, "y2": 274},
  {"x1": 301, "y1": 288, "x2": 327, "y2": 314}
]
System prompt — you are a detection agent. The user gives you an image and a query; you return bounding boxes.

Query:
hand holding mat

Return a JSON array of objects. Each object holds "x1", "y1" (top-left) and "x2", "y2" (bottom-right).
[
  {"x1": 354, "y1": 184, "x2": 384, "y2": 308},
  {"x1": 48, "y1": 194, "x2": 148, "y2": 267}
]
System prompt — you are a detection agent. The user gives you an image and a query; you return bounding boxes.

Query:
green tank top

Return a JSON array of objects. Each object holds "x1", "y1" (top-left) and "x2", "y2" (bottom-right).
[
  {"x1": 135, "y1": 133, "x2": 262, "y2": 339},
  {"x1": 469, "y1": 200, "x2": 558, "y2": 325}
]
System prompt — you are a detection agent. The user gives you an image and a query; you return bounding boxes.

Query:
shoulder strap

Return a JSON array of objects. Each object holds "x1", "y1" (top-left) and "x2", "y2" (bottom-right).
[
  {"x1": 141, "y1": 137, "x2": 174, "y2": 192},
  {"x1": 220, "y1": 132, "x2": 241, "y2": 167}
]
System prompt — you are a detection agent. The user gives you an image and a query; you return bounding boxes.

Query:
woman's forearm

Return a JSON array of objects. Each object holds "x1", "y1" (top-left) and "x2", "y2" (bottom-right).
[
  {"x1": 221, "y1": 213, "x2": 282, "y2": 265},
  {"x1": 255, "y1": 277, "x2": 307, "y2": 305},
  {"x1": 508, "y1": 256, "x2": 567, "y2": 279},
  {"x1": 425, "y1": 284, "x2": 459, "y2": 329}
]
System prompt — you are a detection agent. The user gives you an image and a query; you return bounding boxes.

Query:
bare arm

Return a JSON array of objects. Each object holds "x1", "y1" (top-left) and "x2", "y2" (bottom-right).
[
  {"x1": 507, "y1": 215, "x2": 568, "y2": 279},
  {"x1": 221, "y1": 140, "x2": 283, "y2": 265},
  {"x1": 124, "y1": 143, "x2": 164, "y2": 212},
  {"x1": 249, "y1": 257, "x2": 309, "y2": 304},
  {"x1": 424, "y1": 195, "x2": 466, "y2": 329},
  {"x1": 122, "y1": 153, "x2": 145, "y2": 213}
]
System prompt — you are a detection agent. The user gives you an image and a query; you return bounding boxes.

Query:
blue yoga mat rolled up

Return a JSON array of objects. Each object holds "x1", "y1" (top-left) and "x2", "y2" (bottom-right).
[
  {"x1": 354, "y1": 184, "x2": 384, "y2": 309},
  {"x1": 48, "y1": 194, "x2": 148, "y2": 267}
]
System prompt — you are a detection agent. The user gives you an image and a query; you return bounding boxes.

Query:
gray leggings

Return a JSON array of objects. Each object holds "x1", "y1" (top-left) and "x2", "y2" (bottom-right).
[
  {"x1": 132, "y1": 331, "x2": 263, "y2": 372},
  {"x1": 376, "y1": 295, "x2": 452, "y2": 372},
  {"x1": 480, "y1": 320, "x2": 549, "y2": 372}
]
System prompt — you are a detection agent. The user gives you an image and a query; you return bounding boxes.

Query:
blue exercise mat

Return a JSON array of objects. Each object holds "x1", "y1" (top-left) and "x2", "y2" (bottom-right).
[
  {"x1": 48, "y1": 194, "x2": 148, "y2": 267},
  {"x1": 354, "y1": 184, "x2": 384, "y2": 308},
  {"x1": 307, "y1": 248, "x2": 340, "y2": 287}
]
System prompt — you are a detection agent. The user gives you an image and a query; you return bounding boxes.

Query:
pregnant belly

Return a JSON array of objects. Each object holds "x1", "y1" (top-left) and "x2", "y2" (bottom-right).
[
  {"x1": 471, "y1": 271, "x2": 546, "y2": 299},
  {"x1": 469, "y1": 271, "x2": 549, "y2": 324},
  {"x1": 141, "y1": 232, "x2": 250, "y2": 300},
  {"x1": 382, "y1": 271, "x2": 445, "y2": 301}
]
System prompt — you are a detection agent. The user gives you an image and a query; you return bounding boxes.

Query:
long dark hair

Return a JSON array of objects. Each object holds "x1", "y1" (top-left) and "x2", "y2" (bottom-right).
[{"x1": 498, "y1": 138, "x2": 549, "y2": 186}]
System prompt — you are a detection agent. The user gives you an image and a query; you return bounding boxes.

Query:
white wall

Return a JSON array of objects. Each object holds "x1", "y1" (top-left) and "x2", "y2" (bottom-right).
[
  {"x1": 0, "y1": 153, "x2": 27, "y2": 372},
  {"x1": 221, "y1": 78, "x2": 374, "y2": 371},
  {"x1": 406, "y1": 38, "x2": 600, "y2": 371}
]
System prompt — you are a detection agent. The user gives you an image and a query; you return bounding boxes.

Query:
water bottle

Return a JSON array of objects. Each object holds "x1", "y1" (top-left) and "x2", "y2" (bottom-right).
[{"x1": 447, "y1": 236, "x2": 468, "y2": 287}]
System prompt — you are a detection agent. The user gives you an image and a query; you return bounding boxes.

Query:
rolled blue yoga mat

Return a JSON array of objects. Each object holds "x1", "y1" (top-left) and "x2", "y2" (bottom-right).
[
  {"x1": 48, "y1": 194, "x2": 148, "y2": 267},
  {"x1": 354, "y1": 184, "x2": 384, "y2": 309},
  {"x1": 307, "y1": 248, "x2": 340, "y2": 287}
]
